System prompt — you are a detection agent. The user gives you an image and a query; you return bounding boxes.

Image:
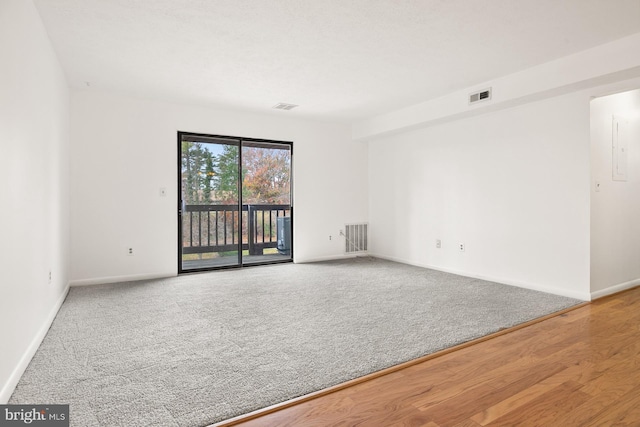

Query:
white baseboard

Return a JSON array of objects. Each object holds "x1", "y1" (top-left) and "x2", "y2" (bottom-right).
[
  {"x1": 371, "y1": 253, "x2": 591, "y2": 301},
  {"x1": 0, "y1": 283, "x2": 70, "y2": 404},
  {"x1": 591, "y1": 278, "x2": 640, "y2": 300},
  {"x1": 294, "y1": 254, "x2": 360, "y2": 264},
  {"x1": 70, "y1": 272, "x2": 176, "y2": 287}
]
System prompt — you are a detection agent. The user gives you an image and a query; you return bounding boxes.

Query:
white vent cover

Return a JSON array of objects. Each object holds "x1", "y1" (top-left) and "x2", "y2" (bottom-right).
[
  {"x1": 273, "y1": 103, "x2": 298, "y2": 110},
  {"x1": 344, "y1": 223, "x2": 368, "y2": 254},
  {"x1": 469, "y1": 88, "x2": 492, "y2": 105}
]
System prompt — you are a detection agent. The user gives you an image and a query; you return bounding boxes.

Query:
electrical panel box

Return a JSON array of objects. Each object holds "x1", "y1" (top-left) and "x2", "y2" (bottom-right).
[{"x1": 613, "y1": 115, "x2": 628, "y2": 182}]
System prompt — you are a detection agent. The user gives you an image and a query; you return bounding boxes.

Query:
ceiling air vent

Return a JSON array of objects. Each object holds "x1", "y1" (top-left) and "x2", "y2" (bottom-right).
[
  {"x1": 273, "y1": 103, "x2": 298, "y2": 111},
  {"x1": 469, "y1": 88, "x2": 492, "y2": 105}
]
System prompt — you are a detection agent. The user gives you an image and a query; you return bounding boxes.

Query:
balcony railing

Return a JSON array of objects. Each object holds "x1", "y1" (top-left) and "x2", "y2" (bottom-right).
[{"x1": 182, "y1": 204, "x2": 290, "y2": 256}]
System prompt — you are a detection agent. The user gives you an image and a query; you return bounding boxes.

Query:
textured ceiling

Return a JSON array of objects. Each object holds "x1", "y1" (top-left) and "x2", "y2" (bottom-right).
[{"x1": 33, "y1": 0, "x2": 640, "y2": 121}]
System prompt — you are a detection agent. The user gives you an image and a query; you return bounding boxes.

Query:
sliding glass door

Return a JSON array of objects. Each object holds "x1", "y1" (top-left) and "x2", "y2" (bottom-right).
[{"x1": 178, "y1": 132, "x2": 292, "y2": 272}]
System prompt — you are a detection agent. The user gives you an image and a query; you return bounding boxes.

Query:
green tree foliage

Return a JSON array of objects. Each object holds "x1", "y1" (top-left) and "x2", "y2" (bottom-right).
[
  {"x1": 203, "y1": 153, "x2": 215, "y2": 198},
  {"x1": 181, "y1": 141, "x2": 215, "y2": 204},
  {"x1": 212, "y1": 144, "x2": 242, "y2": 203},
  {"x1": 181, "y1": 142, "x2": 290, "y2": 205}
]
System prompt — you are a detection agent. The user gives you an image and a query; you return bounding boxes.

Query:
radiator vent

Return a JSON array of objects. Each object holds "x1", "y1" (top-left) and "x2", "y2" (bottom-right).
[
  {"x1": 344, "y1": 223, "x2": 368, "y2": 254},
  {"x1": 469, "y1": 88, "x2": 492, "y2": 105}
]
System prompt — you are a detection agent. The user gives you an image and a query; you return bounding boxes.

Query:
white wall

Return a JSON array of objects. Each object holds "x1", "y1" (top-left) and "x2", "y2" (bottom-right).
[
  {"x1": 70, "y1": 91, "x2": 368, "y2": 284},
  {"x1": 590, "y1": 89, "x2": 640, "y2": 297},
  {"x1": 0, "y1": 0, "x2": 70, "y2": 402},
  {"x1": 353, "y1": 32, "x2": 640, "y2": 141},
  {"x1": 368, "y1": 91, "x2": 593, "y2": 300}
]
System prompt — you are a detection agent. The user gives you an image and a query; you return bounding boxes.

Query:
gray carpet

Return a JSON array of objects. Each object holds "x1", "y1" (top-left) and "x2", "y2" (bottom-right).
[{"x1": 10, "y1": 257, "x2": 581, "y2": 426}]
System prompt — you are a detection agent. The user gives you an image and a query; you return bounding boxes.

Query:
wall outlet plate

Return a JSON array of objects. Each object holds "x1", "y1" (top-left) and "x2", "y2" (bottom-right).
[
  {"x1": 436, "y1": 239, "x2": 441, "y2": 248},
  {"x1": 459, "y1": 243, "x2": 465, "y2": 252}
]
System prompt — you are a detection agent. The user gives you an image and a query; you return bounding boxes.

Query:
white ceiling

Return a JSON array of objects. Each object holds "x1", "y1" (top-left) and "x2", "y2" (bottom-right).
[{"x1": 33, "y1": 0, "x2": 640, "y2": 122}]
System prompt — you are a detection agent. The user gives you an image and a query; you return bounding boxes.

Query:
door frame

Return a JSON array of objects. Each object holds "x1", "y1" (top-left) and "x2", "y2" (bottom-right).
[{"x1": 177, "y1": 131, "x2": 293, "y2": 274}]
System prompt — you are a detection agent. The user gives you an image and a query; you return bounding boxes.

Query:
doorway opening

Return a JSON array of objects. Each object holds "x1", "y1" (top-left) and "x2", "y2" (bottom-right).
[
  {"x1": 178, "y1": 132, "x2": 293, "y2": 272},
  {"x1": 590, "y1": 88, "x2": 640, "y2": 297}
]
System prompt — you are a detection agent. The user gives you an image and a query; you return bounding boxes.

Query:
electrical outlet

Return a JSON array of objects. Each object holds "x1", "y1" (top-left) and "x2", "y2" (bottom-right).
[
  {"x1": 459, "y1": 243, "x2": 465, "y2": 252},
  {"x1": 127, "y1": 247, "x2": 134, "y2": 256},
  {"x1": 436, "y1": 239, "x2": 441, "y2": 248},
  {"x1": 48, "y1": 270, "x2": 52, "y2": 284},
  {"x1": 329, "y1": 235, "x2": 332, "y2": 241}
]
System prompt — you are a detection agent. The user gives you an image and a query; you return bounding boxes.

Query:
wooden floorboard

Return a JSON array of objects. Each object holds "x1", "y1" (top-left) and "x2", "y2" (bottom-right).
[{"x1": 219, "y1": 287, "x2": 640, "y2": 427}]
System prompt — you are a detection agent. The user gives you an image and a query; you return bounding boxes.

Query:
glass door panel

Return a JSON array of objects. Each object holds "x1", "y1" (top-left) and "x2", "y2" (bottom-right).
[
  {"x1": 241, "y1": 141, "x2": 292, "y2": 265},
  {"x1": 179, "y1": 134, "x2": 241, "y2": 271}
]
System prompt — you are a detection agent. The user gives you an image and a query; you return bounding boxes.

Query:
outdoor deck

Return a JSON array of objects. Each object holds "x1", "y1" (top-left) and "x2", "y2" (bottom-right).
[
  {"x1": 182, "y1": 253, "x2": 291, "y2": 270},
  {"x1": 180, "y1": 203, "x2": 292, "y2": 271}
]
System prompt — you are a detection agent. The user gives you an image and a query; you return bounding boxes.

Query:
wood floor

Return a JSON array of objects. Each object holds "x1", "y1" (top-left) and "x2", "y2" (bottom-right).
[{"x1": 224, "y1": 287, "x2": 640, "y2": 427}]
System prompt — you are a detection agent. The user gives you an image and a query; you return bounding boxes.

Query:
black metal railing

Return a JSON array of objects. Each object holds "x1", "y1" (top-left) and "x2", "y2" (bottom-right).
[{"x1": 182, "y1": 204, "x2": 290, "y2": 255}]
